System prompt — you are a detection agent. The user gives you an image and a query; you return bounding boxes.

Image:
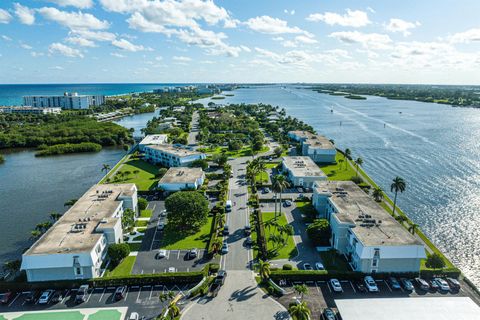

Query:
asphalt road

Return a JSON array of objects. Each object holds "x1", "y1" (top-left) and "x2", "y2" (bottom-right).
[{"x1": 187, "y1": 111, "x2": 199, "y2": 146}]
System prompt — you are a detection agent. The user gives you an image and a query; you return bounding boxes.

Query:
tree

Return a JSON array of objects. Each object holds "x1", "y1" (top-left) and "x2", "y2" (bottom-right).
[
  {"x1": 50, "y1": 211, "x2": 62, "y2": 222},
  {"x1": 213, "y1": 153, "x2": 228, "y2": 166},
  {"x1": 228, "y1": 140, "x2": 242, "y2": 151},
  {"x1": 408, "y1": 222, "x2": 419, "y2": 235},
  {"x1": 157, "y1": 167, "x2": 168, "y2": 178},
  {"x1": 293, "y1": 284, "x2": 309, "y2": 301},
  {"x1": 273, "y1": 146, "x2": 283, "y2": 158},
  {"x1": 30, "y1": 230, "x2": 42, "y2": 240},
  {"x1": 390, "y1": 176, "x2": 406, "y2": 217},
  {"x1": 272, "y1": 174, "x2": 289, "y2": 219},
  {"x1": 288, "y1": 301, "x2": 311, "y2": 320},
  {"x1": 354, "y1": 157, "x2": 363, "y2": 177},
  {"x1": 138, "y1": 197, "x2": 148, "y2": 211},
  {"x1": 167, "y1": 301, "x2": 180, "y2": 318},
  {"x1": 165, "y1": 191, "x2": 209, "y2": 232},
  {"x1": 425, "y1": 253, "x2": 446, "y2": 270},
  {"x1": 190, "y1": 158, "x2": 209, "y2": 170},
  {"x1": 64, "y1": 199, "x2": 77, "y2": 207},
  {"x1": 256, "y1": 260, "x2": 271, "y2": 282},
  {"x1": 133, "y1": 169, "x2": 140, "y2": 178},
  {"x1": 3, "y1": 259, "x2": 21, "y2": 275},
  {"x1": 306, "y1": 219, "x2": 331, "y2": 246},
  {"x1": 372, "y1": 187, "x2": 384, "y2": 202},
  {"x1": 101, "y1": 163, "x2": 111, "y2": 174},
  {"x1": 344, "y1": 148, "x2": 351, "y2": 169},
  {"x1": 107, "y1": 243, "x2": 130, "y2": 266}
]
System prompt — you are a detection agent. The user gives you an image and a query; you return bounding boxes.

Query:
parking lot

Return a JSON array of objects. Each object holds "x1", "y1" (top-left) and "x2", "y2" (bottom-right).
[
  {"x1": 0, "y1": 283, "x2": 194, "y2": 319},
  {"x1": 276, "y1": 277, "x2": 479, "y2": 319}
]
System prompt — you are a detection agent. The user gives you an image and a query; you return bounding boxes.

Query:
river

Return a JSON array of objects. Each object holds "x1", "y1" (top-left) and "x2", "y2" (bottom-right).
[{"x1": 198, "y1": 85, "x2": 480, "y2": 286}]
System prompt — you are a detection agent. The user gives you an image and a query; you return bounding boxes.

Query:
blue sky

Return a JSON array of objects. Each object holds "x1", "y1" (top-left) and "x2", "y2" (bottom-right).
[{"x1": 1, "y1": 0, "x2": 480, "y2": 84}]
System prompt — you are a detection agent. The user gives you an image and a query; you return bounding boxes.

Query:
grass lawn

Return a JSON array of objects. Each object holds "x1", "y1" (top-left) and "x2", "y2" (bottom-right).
[
  {"x1": 202, "y1": 146, "x2": 269, "y2": 158},
  {"x1": 127, "y1": 242, "x2": 141, "y2": 252},
  {"x1": 319, "y1": 251, "x2": 351, "y2": 272},
  {"x1": 136, "y1": 227, "x2": 147, "y2": 232},
  {"x1": 105, "y1": 256, "x2": 136, "y2": 277},
  {"x1": 261, "y1": 211, "x2": 296, "y2": 260},
  {"x1": 140, "y1": 209, "x2": 152, "y2": 218},
  {"x1": 319, "y1": 152, "x2": 357, "y2": 181},
  {"x1": 135, "y1": 220, "x2": 148, "y2": 228},
  {"x1": 256, "y1": 171, "x2": 269, "y2": 184},
  {"x1": 160, "y1": 216, "x2": 213, "y2": 250},
  {"x1": 295, "y1": 201, "x2": 316, "y2": 221},
  {"x1": 131, "y1": 234, "x2": 144, "y2": 241},
  {"x1": 265, "y1": 163, "x2": 279, "y2": 169},
  {"x1": 106, "y1": 159, "x2": 159, "y2": 191}
]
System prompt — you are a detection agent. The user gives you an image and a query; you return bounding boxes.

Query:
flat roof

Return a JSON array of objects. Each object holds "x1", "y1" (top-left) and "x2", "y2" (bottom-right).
[
  {"x1": 146, "y1": 144, "x2": 203, "y2": 157},
  {"x1": 139, "y1": 134, "x2": 168, "y2": 146},
  {"x1": 159, "y1": 167, "x2": 204, "y2": 184},
  {"x1": 335, "y1": 297, "x2": 480, "y2": 320},
  {"x1": 25, "y1": 183, "x2": 136, "y2": 255},
  {"x1": 282, "y1": 156, "x2": 326, "y2": 178},
  {"x1": 288, "y1": 131, "x2": 335, "y2": 150},
  {"x1": 314, "y1": 181, "x2": 422, "y2": 246}
]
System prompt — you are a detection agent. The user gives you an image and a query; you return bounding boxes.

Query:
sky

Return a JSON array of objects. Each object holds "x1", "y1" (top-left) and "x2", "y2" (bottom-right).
[{"x1": 1, "y1": 0, "x2": 480, "y2": 84}]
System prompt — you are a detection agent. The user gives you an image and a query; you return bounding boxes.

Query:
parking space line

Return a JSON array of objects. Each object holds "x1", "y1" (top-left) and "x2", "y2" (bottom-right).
[
  {"x1": 177, "y1": 250, "x2": 181, "y2": 259},
  {"x1": 125, "y1": 287, "x2": 130, "y2": 300},
  {"x1": 98, "y1": 288, "x2": 106, "y2": 302},
  {"x1": 61, "y1": 290, "x2": 70, "y2": 304},
  {"x1": 384, "y1": 280, "x2": 393, "y2": 292},
  {"x1": 8, "y1": 293, "x2": 20, "y2": 307},
  {"x1": 326, "y1": 282, "x2": 332, "y2": 293},
  {"x1": 85, "y1": 289, "x2": 93, "y2": 303},
  {"x1": 350, "y1": 281, "x2": 356, "y2": 293},
  {"x1": 149, "y1": 286, "x2": 154, "y2": 300},
  {"x1": 136, "y1": 289, "x2": 142, "y2": 302},
  {"x1": 315, "y1": 282, "x2": 320, "y2": 293}
]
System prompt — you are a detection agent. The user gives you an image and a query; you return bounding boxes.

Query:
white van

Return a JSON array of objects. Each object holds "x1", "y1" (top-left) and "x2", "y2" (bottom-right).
[{"x1": 225, "y1": 200, "x2": 232, "y2": 212}]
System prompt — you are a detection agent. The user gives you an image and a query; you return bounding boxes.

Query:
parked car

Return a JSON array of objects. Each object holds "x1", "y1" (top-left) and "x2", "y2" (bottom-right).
[
  {"x1": 187, "y1": 249, "x2": 198, "y2": 260},
  {"x1": 355, "y1": 281, "x2": 367, "y2": 293},
  {"x1": 283, "y1": 200, "x2": 292, "y2": 207},
  {"x1": 433, "y1": 278, "x2": 450, "y2": 291},
  {"x1": 25, "y1": 291, "x2": 39, "y2": 304},
  {"x1": 157, "y1": 249, "x2": 167, "y2": 259},
  {"x1": 129, "y1": 312, "x2": 140, "y2": 320},
  {"x1": 329, "y1": 279, "x2": 343, "y2": 293},
  {"x1": 296, "y1": 187, "x2": 304, "y2": 193},
  {"x1": 156, "y1": 223, "x2": 165, "y2": 231},
  {"x1": 388, "y1": 277, "x2": 401, "y2": 290},
  {"x1": 223, "y1": 225, "x2": 229, "y2": 235},
  {"x1": 400, "y1": 278, "x2": 414, "y2": 291},
  {"x1": 429, "y1": 279, "x2": 440, "y2": 291},
  {"x1": 0, "y1": 292, "x2": 13, "y2": 304},
  {"x1": 415, "y1": 277, "x2": 430, "y2": 291},
  {"x1": 215, "y1": 270, "x2": 227, "y2": 285},
  {"x1": 75, "y1": 285, "x2": 89, "y2": 304},
  {"x1": 262, "y1": 188, "x2": 270, "y2": 194},
  {"x1": 114, "y1": 286, "x2": 127, "y2": 301},
  {"x1": 38, "y1": 289, "x2": 54, "y2": 304},
  {"x1": 446, "y1": 278, "x2": 461, "y2": 290},
  {"x1": 245, "y1": 236, "x2": 253, "y2": 246},
  {"x1": 364, "y1": 276, "x2": 379, "y2": 292},
  {"x1": 167, "y1": 267, "x2": 177, "y2": 273},
  {"x1": 323, "y1": 308, "x2": 336, "y2": 320},
  {"x1": 221, "y1": 242, "x2": 229, "y2": 254},
  {"x1": 315, "y1": 262, "x2": 325, "y2": 270},
  {"x1": 297, "y1": 193, "x2": 305, "y2": 200},
  {"x1": 244, "y1": 225, "x2": 252, "y2": 235},
  {"x1": 303, "y1": 263, "x2": 313, "y2": 271},
  {"x1": 160, "y1": 209, "x2": 167, "y2": 217},
  {"x1": 50, "y1": 290, "x2": 64, "y2": 304}
]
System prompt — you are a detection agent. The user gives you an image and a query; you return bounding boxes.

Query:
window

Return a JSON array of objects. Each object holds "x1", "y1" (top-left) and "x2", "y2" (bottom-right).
[{"x1": 75, "y1": 267, "x2": 83, "y2": 275}]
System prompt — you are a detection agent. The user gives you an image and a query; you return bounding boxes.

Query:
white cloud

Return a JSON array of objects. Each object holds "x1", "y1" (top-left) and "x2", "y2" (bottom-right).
[
  {"x1": 14, "y1": 3, "x2": 35, "y2": 25},
  {"x1": 254, "y1": 47, "x2": 317, "y2": 68},
  {"x1": 307, "y1": 9, "x2": 370, "y2": 28},
  {"x1": 110, "y1": 52, "x2": 126, "y2": 58},
  {"x1": 155, "y1": 55, "x2": 163, "y2": 61},
  {"x1": 69, "y1": 30, "x2": 117, "y2": 42},
  {"x1": 66, "y1": 36, "x2": 96, "y2": 47},
  {"x1": 329, "y1": 31, "x2": 392, "y2": 49},
  {"x1": 50, "y1": 65, "x2": 65, "y2": 70},
  {"x1": 0, "y1": 9, "x2": 13, "y2": 24},
  {"x1": 1, "y1": 35, "x2": 12, "y2": 41},
  {"x1": 48, "y1": 42, "x2": 84, "y2": 58},
  {"x1": 112, "y1": 38, "x2": 149, "y2": 52},
  {"x1": 240, "y1": 45, "x2": 251, "y2": 52},
  {"x1": 367, "y1": 7, "x2": 376, "y2": 14},
  {"x1": 46, "y1": 0, "x2": 93, "y2": 9},
  {"x1": 20, "y1": 43, "x2": 32, "y2": 50},
  {"x1": 284, "y1": 9, "x2": 295, "y2": 15},
  {"x1": 282, "y1": 40, "x2": 297, "y2": 48},
  {"x1": 385, "y1": 18, "x2": 420, "y2": 36},
  {"x1": 246, "y1": 15, "x2": 312, "y2": 35},
  {"x1": 31, "y1": 51, "x2": 44, "y2": 57},
  {"x1": 173, "y1": 56, "x2": 191, "y2": 62},
  {"x1": 38, "y1": 7, "x2": 110, "y2": 30},
  {"x1": 449, "y1": 28, "x2": 480, "y2": 43},
  {"x1": 295, "y1": 35, "x2": 317, "y2": 44}
]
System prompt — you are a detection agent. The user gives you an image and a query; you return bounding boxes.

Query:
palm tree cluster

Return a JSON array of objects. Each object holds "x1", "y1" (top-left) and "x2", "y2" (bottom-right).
[
  {"x1": 271, "y1": 174, "x2": 290, "y2": 219},
  {"x1": 246, "y1": 158, "x2": 267, "y2": 193},
  {"x1": 256, "y1": 260, "x2": 271, "y2": 282},
  {"x1": 264, "y1": 219, "x2": 294, "y2": 256}
]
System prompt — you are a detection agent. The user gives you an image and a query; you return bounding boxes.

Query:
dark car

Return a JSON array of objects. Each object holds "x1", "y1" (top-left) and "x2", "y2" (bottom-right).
[
  {"x1": 447, "y1": 278, "x2": 461, "y2": 290},
  {"x1": 25, "y1": 291, "x2": 39, "y2": 304},
  {"x1": 50, "y1": 290, "x2": 65, "y2": 304},
  {"x1": 223, "y1": 225, "x2": 229, "y2": 235},
  {"x1": 215, "y1": 270, "x2": 227, "y2": 285},
  {"x1": 245, "y1": 236, "x2": 253, "y2": 246},
  {"x1": 75, "y1": 285, "x2": 89, "y2": 304},
  {"x1": 323, "y1": 308, "x2": 336, "y2": 320},
  {"x1": 186, "y1": 249, "x2": 198, "y2": 260},
  {"x1": 354, "y1": 281, "x2": 367, "y2": 293},
  {"x1": 244, "y1": 225, "x2": 251, "y2": 236},
  {"x1": 388, "y1": 277, "x2": 401, "y2": 290},
  {"x1": 415, "y1": 277, "x2": 430, "y2": 291},
  {"x1": 114, "y1": 286, "x2": 127, "y2": 301},
  {"x1": 0, "y1": 292, "x2": 13, "y2": 304}
]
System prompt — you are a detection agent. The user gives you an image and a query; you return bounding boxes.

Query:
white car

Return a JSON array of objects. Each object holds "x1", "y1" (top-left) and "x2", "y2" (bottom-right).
[
  {"x1": 157, "y1": 249, "x2": 167, "y2": 259},
  {"x1": 434, "y1": 278, "x2": 451, "y2": 291},
  {"x1": 315, "y1": 262, "x2": 325, "y2": 270},
  {"x1": 129, "y1": 312, "x2": 139, "y2": 320},
  {"x1": 157, "y1": 223, "x2": 165, "y2": 231},
  {"x1": 160, "y1": 209, "x2": 167, "y2": 217},
  {"x1": 38, "y1": 290, "x2": 54, "y2": 304},
  {"x1": 167, "y1": 267, "x2": 176, "y2": 273},
  {"x1": 329, "y1": 279, "x2": 343, "y2": 292},
  {"x1": 364, "y1": 276, "x2": 379, "y2": 292}
]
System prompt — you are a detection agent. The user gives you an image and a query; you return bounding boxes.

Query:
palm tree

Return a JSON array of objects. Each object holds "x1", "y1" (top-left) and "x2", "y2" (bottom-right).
[
  {"x1": 101, "y1": 163, "x2": 110, "y2": 174},
  {"x1": 49, "y1": 211, "x2": 62, "y2": 222},
  {"x1": 64, "y1": 199, "x2": 77, "y2": 207},
  {"x1": 133, "y1": 169, "x2": 140, "y2": 178},
  {"x1": 167, "y1": 301, "x2": 180, "y2": 318},
  {"x1": 390, "y1": 176, "x2": 406, "y2": 217},
  {"x1": 212, "y1": 238, "x2": 223, "y2": 253},
  {"x1": 408, "y1": 223, "x2": 419, "y2": 235},
  {"x1": 272, "y1": 174, "x2": 290, "y2": 219},
  {"x1": 293, "y1": 284, "x2": 309, "y2": 301},
  {"x1": 30, "y1": 230, "x2": 42, "y2": 240},
  {"x1": 3, "y1": 259, "x2": 21, "y2": 275},
  {"x1": 372, "y1": 187, "x2": 384, "y2": 202},
  {"x1": 288, "y1": 301, "x2": 311, "y2": 320},
  {"x1": 354, "y1": 157, "x2": 363, "y2": 177},
  {"x1": 256, "y1": 260, "x2": 271, "y2": 282},
  {"x1": 344, "y1": 148, "x2": 351, "y2": 169}
]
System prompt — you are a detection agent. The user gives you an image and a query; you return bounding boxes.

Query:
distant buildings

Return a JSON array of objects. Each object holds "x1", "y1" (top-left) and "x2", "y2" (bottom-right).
[
  {"x1": 21, "y1": 183, "x2": 138, "y2": 282},
  {"x1": 288, "y1": 130, "x2": 336, "y2": 163},
  {"x1": 23, "y1": 92, "x2": 105, "y2": 110},
  {"x1": 143, "y1": 144, "x2": 206, "y2": 167},
  {"x1": 0, "y1": 106, "x2": 61, "y2": 115},
  {"x1": 152, "y1": 84, "x2": 236, "y2": 95},
  {"x1": 281, "y1": 156, "x2": 327, "y2": 188},
  {"x1": 158, "y1": 167, "x2": 205, "y2": 192},
  {"x1": 138, "y1": 134, "x2": 169, "y2": 152},
  {"x1": 312, "y1": 180, "x2": 426, "y2": 273}
]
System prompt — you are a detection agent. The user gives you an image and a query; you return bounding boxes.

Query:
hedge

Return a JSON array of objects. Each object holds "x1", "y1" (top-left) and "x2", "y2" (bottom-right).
[
  {"x1": 206, "y1": 212, "x2": 220, "y2": 258},
  {"x1": 89, "y1": 271, "x2": 204, "y2": 287},
  {"x1": 253, "y1": 209, "x2": 267, "y2": 259}
]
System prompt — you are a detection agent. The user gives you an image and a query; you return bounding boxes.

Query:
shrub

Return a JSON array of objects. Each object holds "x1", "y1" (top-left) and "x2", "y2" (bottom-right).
[
  {"x1": 107, "y1": 243, "x2": 131, "y2": 266},
  {"x1": 351, "y1": 176, "x2": 364, "y2": 184},
  {"x1": 138, "y1": 197, "x2": 148, "y2": 211},
  {"x1": 306, "y1": 219, "x2": 331, "y2": 246},
  {"x1": 165, "y1": 191, "x2": 209, "y2": 232},
  {"x1": 282, "y1": 264, "x2": 293, "y2": 270},
  {"x1": 425, "y1": 253, "x2": 446, "y2": 269},
  {"x1": 209, "y1": 263, "x2": 220, "y2": 274}
]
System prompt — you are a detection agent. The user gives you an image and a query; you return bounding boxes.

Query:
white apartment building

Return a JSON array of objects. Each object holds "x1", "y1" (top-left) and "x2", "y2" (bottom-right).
[
  {"x1": 281, "y1": 156, "x2": 327, "y2": 188},
  {"x1": 23, "y1": 92, "x2": 105, "y2": 110},
  {"x1": 143, "y1": 145, "x2": 206, "y2": 167},
  {"x1": 21, "y1": 183, "x2": 138, "y2": 282},
  {"x1": 312, "y1": 181, "x2": 426, "y2": 274},
  {"x1": 288, "y1": 131, "x2": 336, "y2": 164},
  {"x1": 158, "y1": 167, "x2": 205, "y2": 192},
  {"x1": 138, "y1": 134, "x2": 169, "y2": 152},
  {"x1": 0, "y1": 106, "x2": 61, "y2": 115}
]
